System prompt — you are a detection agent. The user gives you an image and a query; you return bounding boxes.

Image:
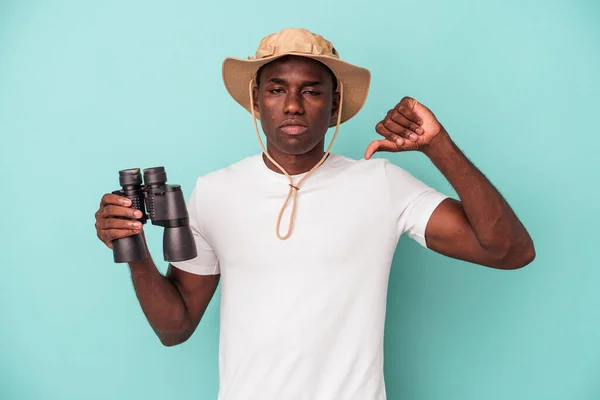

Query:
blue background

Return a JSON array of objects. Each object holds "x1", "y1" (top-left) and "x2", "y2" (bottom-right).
[{"x1": 1, "y1": 0, "x2": 598, "y2": 399}]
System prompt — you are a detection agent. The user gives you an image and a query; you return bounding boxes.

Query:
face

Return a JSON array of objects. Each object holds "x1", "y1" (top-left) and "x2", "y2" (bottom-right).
[{"x1": 253, "y1": 56, "x2": 340, "y2": 156}]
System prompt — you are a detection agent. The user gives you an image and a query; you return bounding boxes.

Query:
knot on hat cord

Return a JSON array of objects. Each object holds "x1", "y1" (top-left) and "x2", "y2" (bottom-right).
[{"x1": 248, "y1": 78, "x2": 344, "y2": 240}]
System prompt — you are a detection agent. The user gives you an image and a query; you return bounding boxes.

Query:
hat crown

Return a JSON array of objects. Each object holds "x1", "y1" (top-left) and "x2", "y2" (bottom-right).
[{"x1": 253, "y1": 28, "x2": 339, "y2": 60}]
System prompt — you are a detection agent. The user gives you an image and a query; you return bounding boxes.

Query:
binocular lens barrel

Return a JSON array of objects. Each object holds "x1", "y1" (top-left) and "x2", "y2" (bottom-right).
[
  {"x1": 111, "y1": 166, "x2": 197, "y2": 264},
  {"x1": 163, "y1": 226, "x2": 197, "y2": 262},
  {"x1": 119, "y1": 168, "x2": 143, "y2": 187},
  {"x1": 113, "y1": 234, "x2": 147, "y2": 263},
  {"x1": 143, "y1": 167, "x2": 167, "y2": 186}
]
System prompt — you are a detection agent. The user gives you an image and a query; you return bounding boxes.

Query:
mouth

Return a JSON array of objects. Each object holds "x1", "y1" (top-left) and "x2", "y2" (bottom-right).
[
  {"x1": 280, "y1": 125, "x2": 308, "y2": 135},
  {"x1": 279, "y1": 120, "x2": 308, "y2": 135}
]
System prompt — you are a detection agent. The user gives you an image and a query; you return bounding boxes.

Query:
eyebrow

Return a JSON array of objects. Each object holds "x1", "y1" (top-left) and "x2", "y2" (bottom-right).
[{"x1": 268, "y1": 78, "x2": 323, "y2": 87}]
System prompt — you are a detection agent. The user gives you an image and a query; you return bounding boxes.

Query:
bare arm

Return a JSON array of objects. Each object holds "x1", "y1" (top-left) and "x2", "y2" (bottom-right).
[
  {"x1": 128, "y1": 243, "x2": 220, "y2": 346},
  {"x1": 365, "y1": 96, "x2": 535, "y2": 270},
  {"x1": 96, "y1": 194, "x2": 219, "y2": 346},
  {"x1": 422, "y1": 134, "x2": 535, "y2": 269}
]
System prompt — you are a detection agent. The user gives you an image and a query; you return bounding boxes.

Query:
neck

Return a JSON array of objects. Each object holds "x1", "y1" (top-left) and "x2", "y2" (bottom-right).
[{"x1": 263, "y1": 141, "x2": 327, "y2": 176}]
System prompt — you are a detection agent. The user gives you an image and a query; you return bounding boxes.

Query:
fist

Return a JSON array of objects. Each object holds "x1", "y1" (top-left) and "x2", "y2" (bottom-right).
[
  {"x1": 364, "y1": 96, "x2": 446, "y2": 159},
  {"x1": 95, "y1": 193, "x2": 144, "y2": 249}
]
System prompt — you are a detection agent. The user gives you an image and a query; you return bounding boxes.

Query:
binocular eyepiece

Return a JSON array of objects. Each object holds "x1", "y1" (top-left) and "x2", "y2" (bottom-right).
[{"x1": 111, "y1": 166, "x2": 198, "y2": 263}]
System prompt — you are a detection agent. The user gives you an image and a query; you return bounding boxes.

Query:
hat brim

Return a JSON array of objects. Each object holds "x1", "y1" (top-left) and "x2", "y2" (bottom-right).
[{"x1": 222, "y1": 53, "x2": 371, "y2": 127}]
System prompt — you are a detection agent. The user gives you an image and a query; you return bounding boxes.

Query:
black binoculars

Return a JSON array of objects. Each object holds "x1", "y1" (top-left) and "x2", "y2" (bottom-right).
[{"x1": 111, "y1": 166, "x2": 197, "y2": 263}]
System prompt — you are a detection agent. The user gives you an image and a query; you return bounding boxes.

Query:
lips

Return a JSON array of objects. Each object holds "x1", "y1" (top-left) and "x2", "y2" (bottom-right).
[
  {"x1": 280, "y1": 120, "x2": 308, "y2": 135},
  {"x1": 281, "y1": 125, "x2": 308, "y2": 135}
]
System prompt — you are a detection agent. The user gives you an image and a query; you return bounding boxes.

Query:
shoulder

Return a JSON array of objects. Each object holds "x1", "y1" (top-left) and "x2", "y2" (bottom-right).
[
  {"x1": 194, "y1": 153, "x2": 262, "y2": 187},
  {"x1": 338, "y1": 154, "x2": 438, "y2": 199},
  {"x1": 328, "y1": 153, "x2": 411, "y2": 181},
  {"x1": 182, "y1": 154, "x2": 262, "y2": 206}
]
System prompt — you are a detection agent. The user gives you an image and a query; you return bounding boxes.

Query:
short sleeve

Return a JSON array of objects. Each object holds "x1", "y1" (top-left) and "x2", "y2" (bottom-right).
[
  {"x1": 170, "y1": 178, "x2": 220, "y2": 275},
  {"x1": 384, "y1": 160, "x2": 450, "y2": 248}
]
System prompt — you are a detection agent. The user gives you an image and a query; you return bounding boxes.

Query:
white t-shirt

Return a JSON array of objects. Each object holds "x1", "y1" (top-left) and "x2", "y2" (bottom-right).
[{"x1": 171, "y1": 153, "x2": 449, "y2": 400}]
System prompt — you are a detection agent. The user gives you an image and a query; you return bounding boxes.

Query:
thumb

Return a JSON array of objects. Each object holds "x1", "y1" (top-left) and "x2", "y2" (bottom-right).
[{"x1": 364, "y1": 139, "x2": 397, "y2": 160}]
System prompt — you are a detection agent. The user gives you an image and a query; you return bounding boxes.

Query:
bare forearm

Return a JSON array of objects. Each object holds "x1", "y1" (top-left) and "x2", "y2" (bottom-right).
[
  {"x1": 128, "y1": 250, "x2": 191, "y2": 345},
  {"x1": 424, "y1": 132, "x2": 534, "y2": 261}
]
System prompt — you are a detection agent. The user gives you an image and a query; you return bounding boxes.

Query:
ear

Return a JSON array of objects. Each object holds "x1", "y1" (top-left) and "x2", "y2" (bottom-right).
[
  {"x1": 331, "y1": 91, "x2": 341, "y2": 120},
  {"x1": 252, "y1": 84, "x2": 260, "y2": 113}
]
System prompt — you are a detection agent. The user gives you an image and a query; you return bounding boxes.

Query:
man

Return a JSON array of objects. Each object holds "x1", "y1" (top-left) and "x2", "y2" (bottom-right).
[{"x1": 95, "y1": 28, "x2": 535, "y2": 399}]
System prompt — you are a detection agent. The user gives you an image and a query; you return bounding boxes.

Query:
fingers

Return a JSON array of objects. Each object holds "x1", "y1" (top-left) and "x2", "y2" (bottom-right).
[
  {"x1": 377, "y1": 98, "x2": 424, "y2": 144},
  {"x1": 367, "y1": 96, "x2": 435, "y2": 158},
  {"x1": 96, "y1": 192, "x2": 143, "y2": 249},
  {"x1": 95, "y1": 215, "x2": 142, "y2": 248},
  {"x1": 98, "y1": 228, "x2": 142, "y2": 248},
  {"x1": 396, "y1": 97, "x2": 422, "y2": 125},
  {"x1": 390, "y1": 111, "x2": 424, "y2": 136},
  {"x1": 376, "y1": 122, "x2": 406, "y2": 147},
  {"x1": 101, "y1": 193, "x2": 132, "y2": 208},
  {"x1": 102, "y1": 217, "x2": 143, "y2": 231},
  {"x1": 367, "y1": 112, "x2": 417, "y2": 159},
  {"x1": 380, "y1": 116, "x2": 420, "y2": 142},
  {"x1": 364, "y1": 139, "x2": 398, "y2": 160},
  {"x1": 100, "y1": 204, "x2": 142, "y2": 219}
]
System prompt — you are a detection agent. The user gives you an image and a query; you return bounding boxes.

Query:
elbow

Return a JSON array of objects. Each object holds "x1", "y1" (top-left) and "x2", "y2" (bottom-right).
[
  {"x1": 160, "y1": 338, "x2": 185, "y2": 347},
  {"x1": 500, "y1": 246, "x2": 535, "y2": 270},
  {"x1": 519, "y1": 243, "x2": 536, "y2": 268},
  {"x1": 159, "y1": 333, "x2": 190, "y2": 347},
  {"x1": 157, "y1": 312, "x2": 206, "y2": 347},
  {"x1": 159, "y1": 336, "x2": 182, "y2": 347},
  {"x1": 490, "y1": 240, "x2": 536, "y2": 270},
  {"x1": 156, "y1": 323, "x2": 193, "y2": 347}
]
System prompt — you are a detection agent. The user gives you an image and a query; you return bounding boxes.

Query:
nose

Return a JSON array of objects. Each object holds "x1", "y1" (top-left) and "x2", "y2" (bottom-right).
[{"x1": 283, "y1": 91, "x2": 305, "y2": 115}]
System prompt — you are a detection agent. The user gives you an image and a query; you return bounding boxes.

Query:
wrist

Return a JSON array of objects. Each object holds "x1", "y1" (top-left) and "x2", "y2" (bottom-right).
[{"x1": 421, "y1": 129, "x2": 454, "y2": 160}]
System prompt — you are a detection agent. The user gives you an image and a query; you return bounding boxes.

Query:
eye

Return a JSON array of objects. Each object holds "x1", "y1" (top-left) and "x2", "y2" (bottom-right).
[
  {"x1": 269, "y1": 88, "x2": 284, "y2": 94},
  {"x1": 304, "y1": 90, "x2": 321, "y2": 96}
]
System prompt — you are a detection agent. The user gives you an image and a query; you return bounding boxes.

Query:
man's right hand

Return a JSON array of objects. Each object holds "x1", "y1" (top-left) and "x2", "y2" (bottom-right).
[{"x1": 95, "y1": 193, "x2": 144, "y2": 249}]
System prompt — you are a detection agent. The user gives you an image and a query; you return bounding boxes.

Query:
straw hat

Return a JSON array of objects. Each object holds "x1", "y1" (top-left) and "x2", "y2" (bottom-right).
[{"x1": 222, "y1": 28, "x2": 371, "y2": 127}]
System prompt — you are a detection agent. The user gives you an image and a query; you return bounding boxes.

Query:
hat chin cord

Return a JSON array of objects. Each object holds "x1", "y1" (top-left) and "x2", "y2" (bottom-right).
[{"x1": 248, "y1": 79, "x2": 344, "y2": 240}]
